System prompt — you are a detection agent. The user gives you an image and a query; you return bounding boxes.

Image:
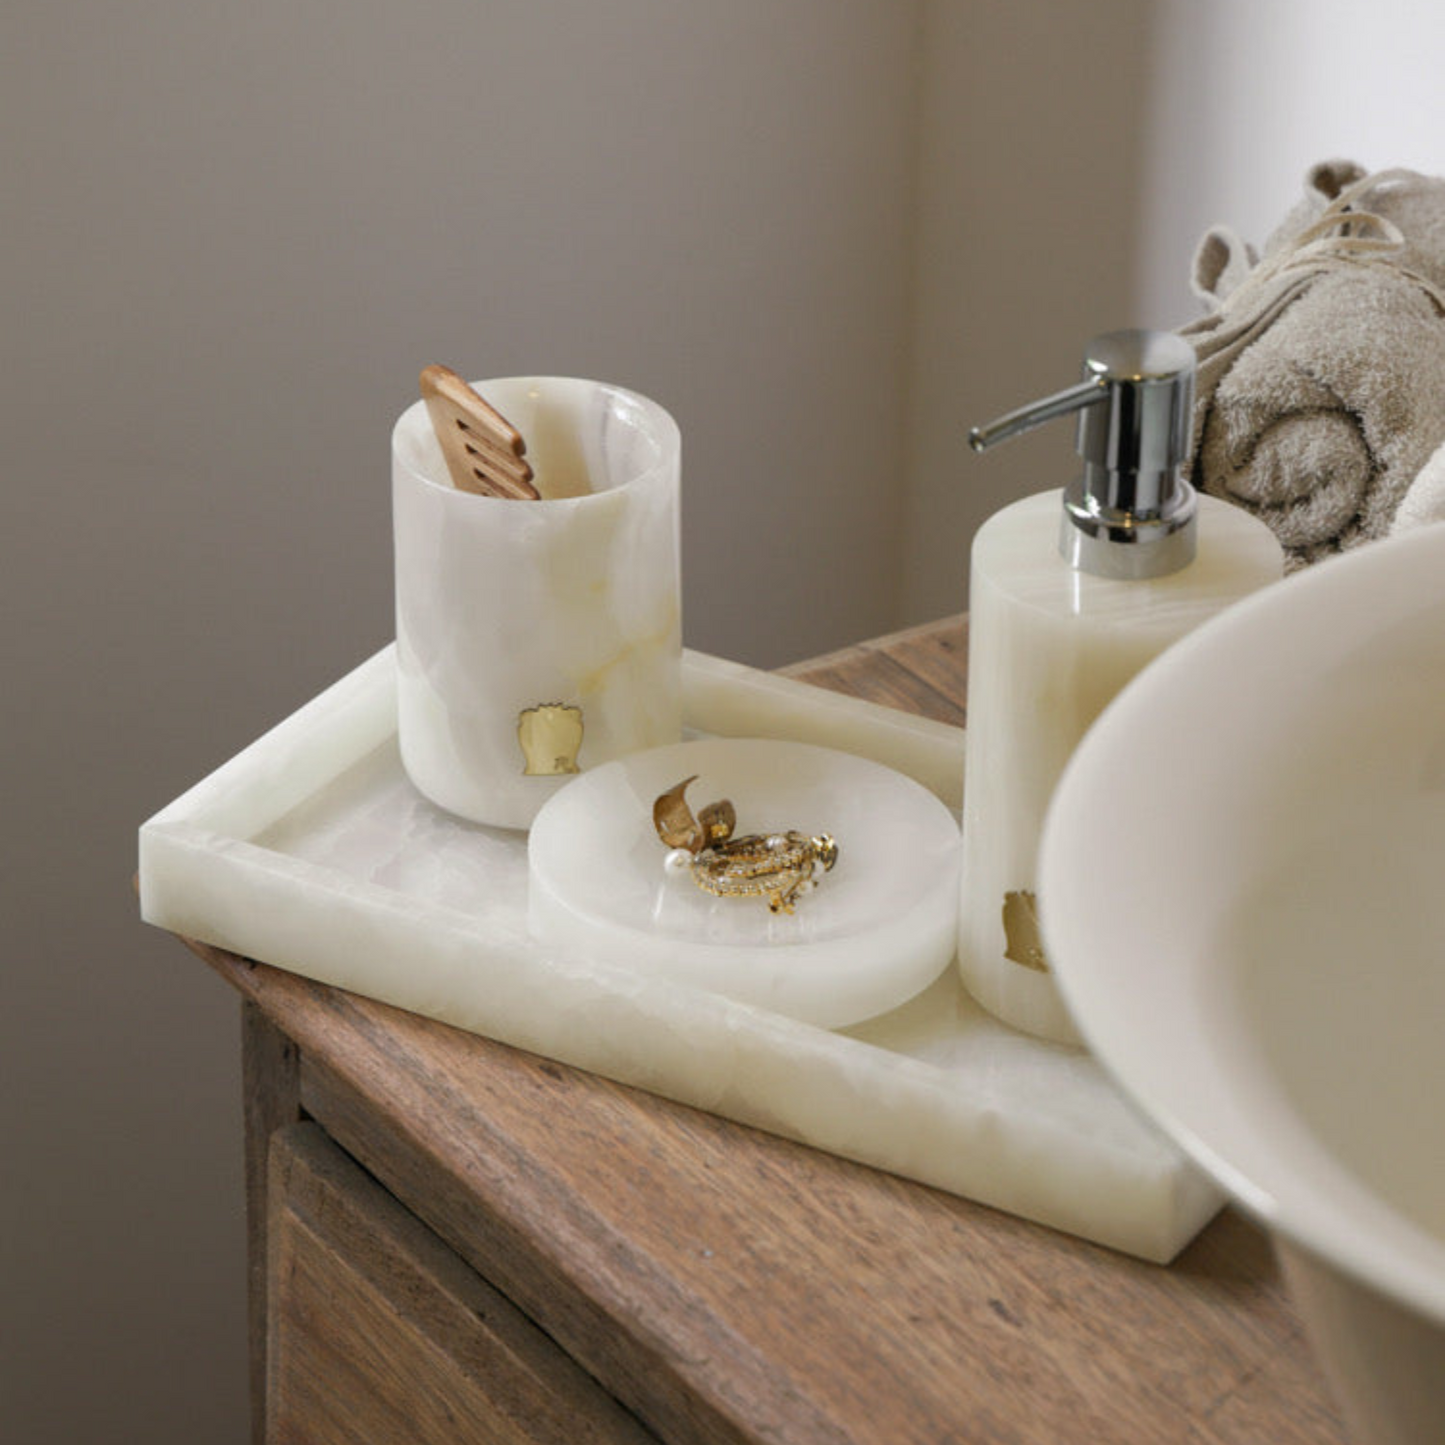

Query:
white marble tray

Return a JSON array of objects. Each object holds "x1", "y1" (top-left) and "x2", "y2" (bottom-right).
[{"x1": 138, "y1": 645, "x2": 1222, "y2": 1262}]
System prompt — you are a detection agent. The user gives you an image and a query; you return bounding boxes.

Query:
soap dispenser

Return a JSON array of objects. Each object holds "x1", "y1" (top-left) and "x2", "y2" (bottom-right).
[{"x1": 959, "y1": 329, "x2": 1282, "y2": 1045}]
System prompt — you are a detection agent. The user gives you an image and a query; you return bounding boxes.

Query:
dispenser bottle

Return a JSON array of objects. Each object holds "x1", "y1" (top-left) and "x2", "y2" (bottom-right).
[{"x1": 959, "y1": 330, "x2": 1282, "y2": 1045}]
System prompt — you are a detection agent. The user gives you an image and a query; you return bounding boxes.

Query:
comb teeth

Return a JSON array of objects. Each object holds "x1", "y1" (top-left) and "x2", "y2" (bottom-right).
[{"x1": 420, "y1": 364, "x2": 540, "y2": 500}]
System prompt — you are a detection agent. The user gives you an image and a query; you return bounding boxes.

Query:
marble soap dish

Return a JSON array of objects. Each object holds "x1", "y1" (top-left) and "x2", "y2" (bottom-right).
[
  {"x1": 529, "y1": 738, "x2": 961, "y2": 1029},
  {"x1": 137, "y1": 645, "x2": 1223, "y2": 1263}
]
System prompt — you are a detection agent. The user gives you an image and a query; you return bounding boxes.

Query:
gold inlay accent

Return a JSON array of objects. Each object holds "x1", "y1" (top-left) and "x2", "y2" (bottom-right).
[
  {"x1": 517, "y1": 703, "x2": 584, "y2": 776},
  {"x1": 1002, "y1": 890, "x2": 1051, "y2": 973}
]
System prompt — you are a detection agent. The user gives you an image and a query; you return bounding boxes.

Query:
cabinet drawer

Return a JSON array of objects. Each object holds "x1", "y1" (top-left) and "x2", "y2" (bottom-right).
[{"x1": 266, "y1": 1123, "x2": 657, "y2": 1445}]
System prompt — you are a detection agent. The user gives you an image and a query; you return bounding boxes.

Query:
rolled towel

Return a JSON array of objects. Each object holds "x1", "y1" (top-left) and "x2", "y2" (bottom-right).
[
  {"x1": 1181, "y1": 163, "x2": 1445, "y2": 567},
  {"x1": 1395, "y1": 437, "x2": 1445, "y2": 534}
]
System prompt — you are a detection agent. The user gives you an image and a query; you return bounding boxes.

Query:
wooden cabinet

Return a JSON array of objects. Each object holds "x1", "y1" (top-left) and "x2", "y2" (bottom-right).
[
  {"x1": 183, "y1": 618, "x2": 1349, "y2": 1445},
  {"x1": 265, "y1": 1123, "x2": 656, "y2": 1444}
]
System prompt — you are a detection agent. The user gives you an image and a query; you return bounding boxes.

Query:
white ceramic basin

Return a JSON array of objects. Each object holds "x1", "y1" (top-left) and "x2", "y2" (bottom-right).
[{"x1": 1039, "y1": 524, "x2": 1445, "y2": 1445}]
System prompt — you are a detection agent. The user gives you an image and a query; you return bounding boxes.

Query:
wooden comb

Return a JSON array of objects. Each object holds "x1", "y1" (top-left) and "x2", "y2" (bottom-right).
[{"x1": 419, "y1": 364, "x2": 540, "y2": 500}]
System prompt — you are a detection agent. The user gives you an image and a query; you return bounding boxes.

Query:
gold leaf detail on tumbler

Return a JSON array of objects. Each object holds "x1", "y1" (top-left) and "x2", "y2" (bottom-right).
[
  {"x1": 1002, "y1": 890, "x2": 1051, "y2": 973},
  {"x1": 517, "y1": 703, "x2": 584, "y2": 776}
]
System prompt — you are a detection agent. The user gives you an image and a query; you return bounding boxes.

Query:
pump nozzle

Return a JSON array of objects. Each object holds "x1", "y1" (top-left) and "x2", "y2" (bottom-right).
[
  {"x1": 969, "y1": 329, "x2": 1199, "y2": 580},
  {"x1": 968, "y1": 377, "x2": 1107, "y2": 454}
]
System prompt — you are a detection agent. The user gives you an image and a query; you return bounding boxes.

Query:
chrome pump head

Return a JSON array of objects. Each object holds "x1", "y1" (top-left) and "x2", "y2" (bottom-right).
[{"x1": 969, "y1": 329, "x2": 1199, "y2": 580}]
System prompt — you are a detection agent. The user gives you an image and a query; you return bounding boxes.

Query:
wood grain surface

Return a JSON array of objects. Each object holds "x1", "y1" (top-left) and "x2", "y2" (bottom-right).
[
  {"x1": 191, "y1": 615, "x2": 1349, "y2": 1445},
  {"x1": 266, "y1": 1122, "x2": 657, "y2": 1443}
]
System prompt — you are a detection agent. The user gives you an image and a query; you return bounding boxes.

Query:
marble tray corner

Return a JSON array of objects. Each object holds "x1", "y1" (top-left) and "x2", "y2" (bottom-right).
[{"x1": 139, "y1": 643, "x2": 1221, "y2": 1263}]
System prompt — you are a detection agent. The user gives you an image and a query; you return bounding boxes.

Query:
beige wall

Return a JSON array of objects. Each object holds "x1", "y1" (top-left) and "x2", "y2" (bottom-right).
[
  {"x1": 897, "y1": 0, "x2": 1154, "y2": 623},
  {"x1": 12, "y1": 2, "x2": 1439, "y2": 1440},
  {"x1": 1137, "y1": 0, "x2": 1445, "y2": 325},
  {"x1": 5, "y1": 6, "x2": 922, "y2": 1439}
]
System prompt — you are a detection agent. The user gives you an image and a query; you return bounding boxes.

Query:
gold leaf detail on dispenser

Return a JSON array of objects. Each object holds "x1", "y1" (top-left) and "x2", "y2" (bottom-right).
[
  {"x1": 1002, "y1": 891, "x2": 1051, "y2": 973},
  {"x1": 517, "y1": 704, "x2": 584, "y2": 776}
]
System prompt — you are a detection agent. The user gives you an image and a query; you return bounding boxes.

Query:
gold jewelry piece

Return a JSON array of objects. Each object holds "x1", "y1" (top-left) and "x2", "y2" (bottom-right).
[{"x1": 653, "y1": 775, "x2": 838, "y2": 914}]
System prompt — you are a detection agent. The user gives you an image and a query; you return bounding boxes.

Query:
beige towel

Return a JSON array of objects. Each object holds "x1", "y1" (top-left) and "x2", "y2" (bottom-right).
[
  {"x1": 1398, "y1": 436, "x2": 1445, "y2": 533},
  {"x1": 1182, "y1": 162, "x2": 1445, "y2": 567}
]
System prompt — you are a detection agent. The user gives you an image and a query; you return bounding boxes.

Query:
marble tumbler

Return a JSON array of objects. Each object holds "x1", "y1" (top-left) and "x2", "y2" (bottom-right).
[{"x1": 393, "y1": 377, "x2": 682, "y2": 829}]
